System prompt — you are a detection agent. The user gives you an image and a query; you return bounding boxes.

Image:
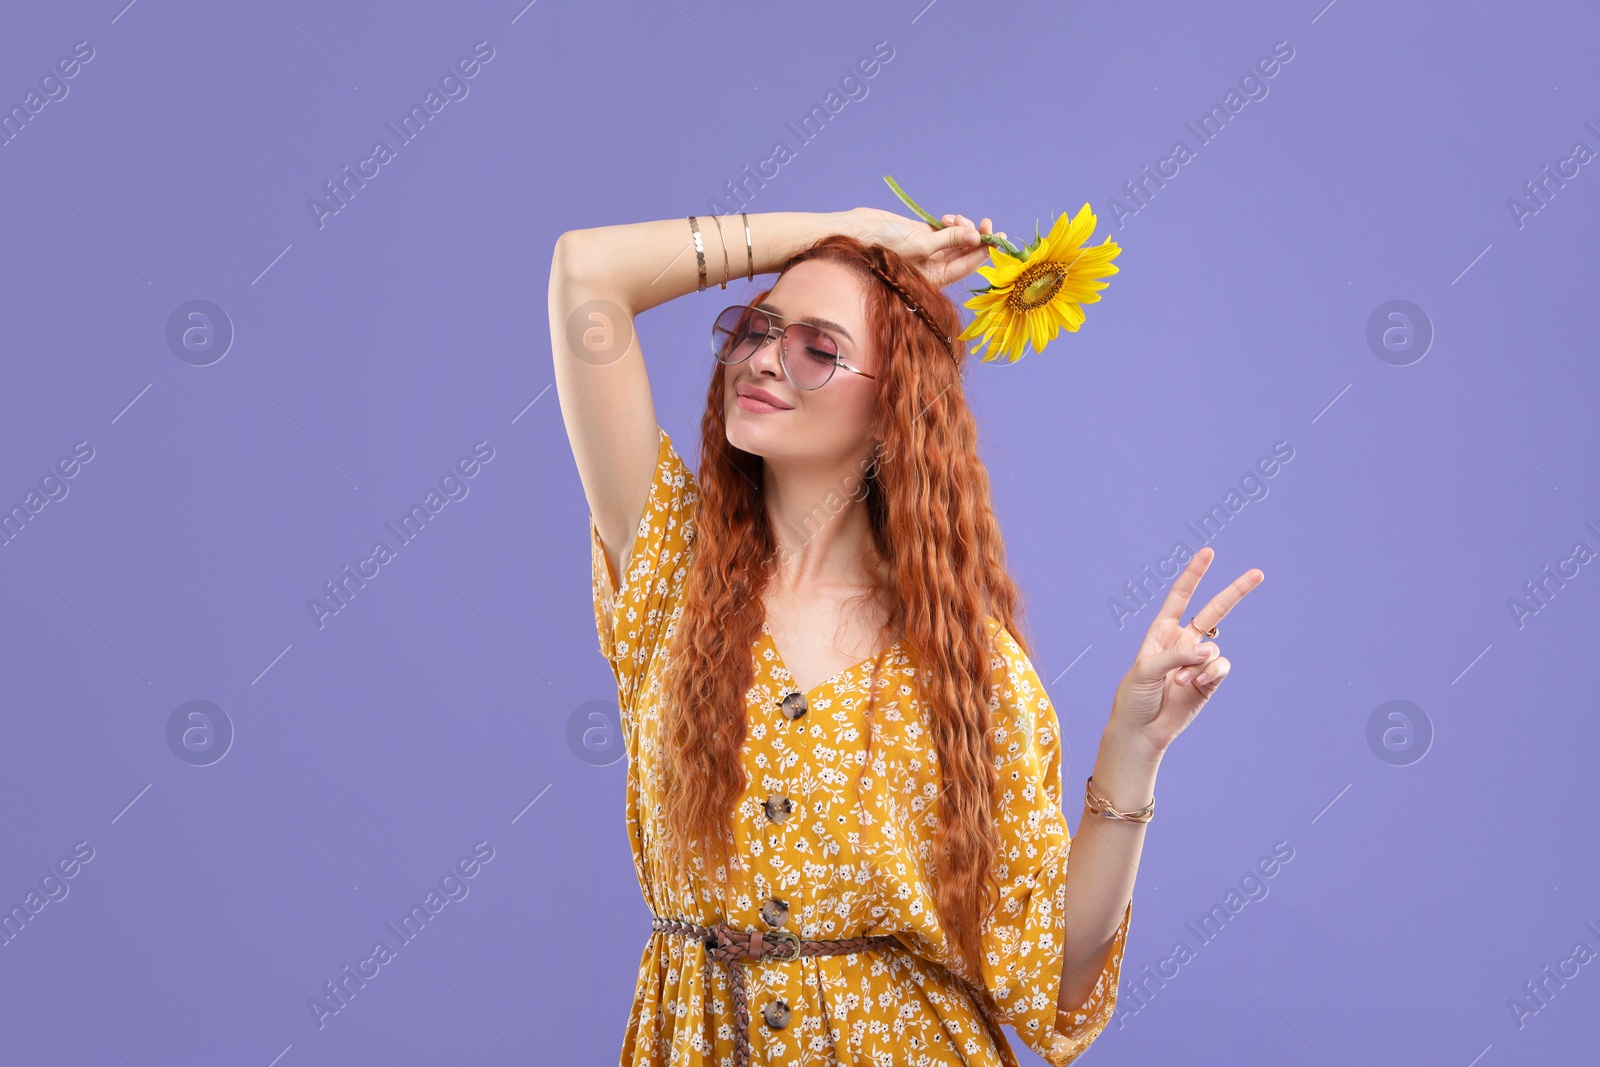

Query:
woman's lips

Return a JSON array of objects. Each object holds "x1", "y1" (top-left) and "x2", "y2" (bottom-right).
[{"x1": 736, "y1": 394, "x2": 788, "y2": 414}]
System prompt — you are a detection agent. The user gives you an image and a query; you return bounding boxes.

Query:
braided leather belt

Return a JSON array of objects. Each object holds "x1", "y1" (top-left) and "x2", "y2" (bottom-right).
[{"x1": 651, "y1": 915, "x2": 901, "y2": 1067}]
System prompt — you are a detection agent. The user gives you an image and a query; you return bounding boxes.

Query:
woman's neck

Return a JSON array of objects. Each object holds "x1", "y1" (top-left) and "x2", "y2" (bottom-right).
[{"x1": 762, "y1": 467, "x2": 881, "y2": 597}]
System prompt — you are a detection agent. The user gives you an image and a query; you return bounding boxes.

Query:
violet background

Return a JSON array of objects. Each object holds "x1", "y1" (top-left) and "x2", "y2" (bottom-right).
[{"x1": 2, "y1": 0, "x2": 1597, "y2": 1064}]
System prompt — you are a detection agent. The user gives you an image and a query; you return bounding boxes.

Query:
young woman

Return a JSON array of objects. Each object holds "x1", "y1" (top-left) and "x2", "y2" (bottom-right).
[{"x1": 549, "y1": 207, "x2": 1263, "y2": 1066}]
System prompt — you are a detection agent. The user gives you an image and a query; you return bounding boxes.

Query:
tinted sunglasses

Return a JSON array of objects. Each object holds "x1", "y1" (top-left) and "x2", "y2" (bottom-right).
[{"x1": 711, "y1": 305, "x2": 876, "y2": 391}]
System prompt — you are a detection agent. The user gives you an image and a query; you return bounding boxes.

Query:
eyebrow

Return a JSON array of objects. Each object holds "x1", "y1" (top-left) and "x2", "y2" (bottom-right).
[{"x1": 754, "y1": 302, "x2": 854, "y2": 345}]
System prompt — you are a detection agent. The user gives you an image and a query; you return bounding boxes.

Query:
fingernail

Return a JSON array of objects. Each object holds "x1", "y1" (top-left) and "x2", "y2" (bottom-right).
[
  {"x1": 1176, "y1": 670, "x2": 1191, "y2": 684},
  {"x1": 1196, "y1": 673, "x2": 1210, "y2": 685}
]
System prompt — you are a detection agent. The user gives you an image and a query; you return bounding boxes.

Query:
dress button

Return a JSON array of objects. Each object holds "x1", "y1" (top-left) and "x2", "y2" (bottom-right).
[
  {"x1": 779, "y1": 691, "x2": 808, "y2": 720},
  {"x1": 763, "y1": 793, "x2": 793, "y2": 824},
  {"x1": 762, "y1": 999, "x2": 791, "y2": 1030},
  {"x1": 760, "y1": 897, "x2": 790, "y2": 928}
]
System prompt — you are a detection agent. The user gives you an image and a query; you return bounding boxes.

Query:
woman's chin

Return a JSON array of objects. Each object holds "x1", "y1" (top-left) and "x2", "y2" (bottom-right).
[{"x1": 725, "y1": 416, "x2": 774, "y2": 457}]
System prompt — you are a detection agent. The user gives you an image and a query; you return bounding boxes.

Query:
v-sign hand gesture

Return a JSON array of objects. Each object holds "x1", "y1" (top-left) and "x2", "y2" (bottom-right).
[{"x1": 1109, "y1": 546, "x2": 1265, "y2": 759}]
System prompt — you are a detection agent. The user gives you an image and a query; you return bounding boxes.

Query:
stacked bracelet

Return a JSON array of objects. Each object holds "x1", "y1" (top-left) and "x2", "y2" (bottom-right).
[
  {"x1": 688, "y1": 215, "x2": 707, "y2": 292},
  {"x1": 688, "y1": 214, "x2": 755, "y2": 290},
  {"x1": 1084, "y1": 775, "x2": 1155, "y2": 823},
  {"x1": 710, "y1": 214, "x2": 730, "y2": 290},
  {"x1": 741, "y1": 212, "x2": 753, "y2": 280}
]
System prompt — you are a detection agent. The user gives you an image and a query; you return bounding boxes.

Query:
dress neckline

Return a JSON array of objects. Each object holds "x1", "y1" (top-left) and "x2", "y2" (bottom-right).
[{"x1": 759, "y1": 619, "x2": 901, "y2": 702}]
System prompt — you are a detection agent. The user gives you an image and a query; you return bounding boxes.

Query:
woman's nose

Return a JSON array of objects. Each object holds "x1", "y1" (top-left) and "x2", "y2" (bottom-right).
[{"x1": 749, "y1": 328, "x2": 785, "y2": 376}]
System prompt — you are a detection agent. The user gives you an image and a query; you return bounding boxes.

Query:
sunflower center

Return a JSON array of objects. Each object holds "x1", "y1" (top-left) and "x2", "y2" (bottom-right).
[{"x1": 1007, "y1": 262, "x2": 1066, "y2": 311}]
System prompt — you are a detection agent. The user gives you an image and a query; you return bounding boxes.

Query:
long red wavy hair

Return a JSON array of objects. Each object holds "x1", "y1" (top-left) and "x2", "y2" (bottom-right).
[{"x1": 659, "y1": 233, "x2": 1035, "y2": 985}]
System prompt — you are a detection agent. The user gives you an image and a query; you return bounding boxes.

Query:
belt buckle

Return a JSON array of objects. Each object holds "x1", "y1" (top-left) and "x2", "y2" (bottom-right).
[{"x1": 767, "y1": 929, "x2": 801, "y2": 961}]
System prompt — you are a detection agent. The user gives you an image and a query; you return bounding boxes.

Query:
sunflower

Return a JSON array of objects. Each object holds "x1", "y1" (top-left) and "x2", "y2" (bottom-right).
[{"x1": 958, "y1": 203, "x2": 1121, "y2": 364}]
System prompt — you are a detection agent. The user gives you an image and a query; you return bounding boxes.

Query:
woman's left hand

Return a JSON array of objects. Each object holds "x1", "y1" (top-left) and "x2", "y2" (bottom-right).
[
  {"x1": 840, "y1": 207, "x2": 1004, "y2": 290},
  {"x1": 1108, "y1": 546, "x2": 1264, "y2": 759}
]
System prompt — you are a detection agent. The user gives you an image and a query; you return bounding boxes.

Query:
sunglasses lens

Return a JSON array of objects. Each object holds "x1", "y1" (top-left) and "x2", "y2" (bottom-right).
[
  {"x1": 712, "y1": 306, "x2": 767, "y2": 364},
  {"x1": 785, "y1": 324, "x2": 839, "y2": 389}
]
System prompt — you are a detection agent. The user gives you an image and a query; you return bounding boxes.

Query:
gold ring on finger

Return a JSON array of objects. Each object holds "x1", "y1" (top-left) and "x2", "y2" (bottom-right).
[{"x1": 1188, "y1": 618, "x2": 1219, "y2": 638}]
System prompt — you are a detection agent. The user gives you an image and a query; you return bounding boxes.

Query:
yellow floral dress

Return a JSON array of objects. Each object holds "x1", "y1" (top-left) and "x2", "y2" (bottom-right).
[{"x1": 590, "y1": 426, "x2": 1132, "y2": 1066}]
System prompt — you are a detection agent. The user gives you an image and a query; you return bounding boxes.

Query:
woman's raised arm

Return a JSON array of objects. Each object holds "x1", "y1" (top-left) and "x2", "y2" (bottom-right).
[{"x1": 548, "y1": 210, "x2": 854, "y2": 585}]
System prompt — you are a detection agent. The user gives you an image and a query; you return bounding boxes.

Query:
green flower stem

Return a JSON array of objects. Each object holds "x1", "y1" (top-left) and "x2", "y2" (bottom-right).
[
  {"x1": 881, "y1": 174, "x2": 939, "y2": 225},
  {"x1": 882, "y1": 174, "x2": 1027, "y2": 259}
]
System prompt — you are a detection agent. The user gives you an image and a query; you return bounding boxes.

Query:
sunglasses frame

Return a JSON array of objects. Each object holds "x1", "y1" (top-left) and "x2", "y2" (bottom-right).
[{"x1": 712, "y1": 305, "x2": 877, "y2": 390}]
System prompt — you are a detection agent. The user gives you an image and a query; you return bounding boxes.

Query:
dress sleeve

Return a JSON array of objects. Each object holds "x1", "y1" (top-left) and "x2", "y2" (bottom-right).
[
  {"x1": 589, "y1": 426, "x2": 697, "y2": 714},
  {"x1": 977, "y1": 619, "x2": 1132, "y2": 1067}
]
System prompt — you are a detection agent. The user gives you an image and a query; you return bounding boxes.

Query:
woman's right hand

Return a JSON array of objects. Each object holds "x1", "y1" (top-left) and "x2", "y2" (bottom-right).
[{"x1": 841, "y1": 206, "x2": 1006, "y2": 290}]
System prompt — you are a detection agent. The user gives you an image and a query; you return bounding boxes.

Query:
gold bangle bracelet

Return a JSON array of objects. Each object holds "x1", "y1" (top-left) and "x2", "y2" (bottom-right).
[
  {"x1": 710, "y1": 213, "x2": 730, "y2": 289},
  {"x1": 741, "y1": 211, "x2": 753, "y2": 280},
  {"x1": 687, "y1": 215, "x2": 707, "y2": 292},
  {"x1": 1084, "y1": 775, "x2": 1155, "y2": 823}
]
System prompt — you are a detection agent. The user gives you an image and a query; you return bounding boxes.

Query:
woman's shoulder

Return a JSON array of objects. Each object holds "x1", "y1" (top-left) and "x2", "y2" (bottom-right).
[
  {"x1": 981, "y1": 614, "x2": 1022, "y2": 657},
  {"x1": 639, "y1": 426, "x2": 699, "y2": 531},
  {"x1": 660, "y1": 425, "x2": 694, "y2": 473},
  {"x1": 589, "y1": 424, "x2": 698, "y2": 691},
  {"x1": 634, "y1": 426, "x2": 698, "y2": 556}
]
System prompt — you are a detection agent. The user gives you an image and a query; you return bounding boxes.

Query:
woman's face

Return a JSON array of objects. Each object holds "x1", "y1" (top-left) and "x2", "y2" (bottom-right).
[{"x1": 722, "y1": 259, "x2": 880, "y2": 469}]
